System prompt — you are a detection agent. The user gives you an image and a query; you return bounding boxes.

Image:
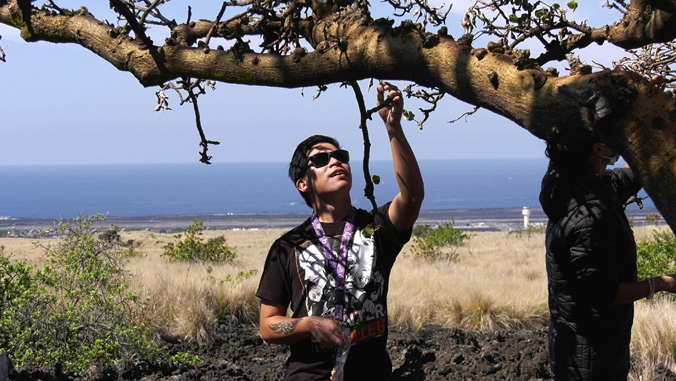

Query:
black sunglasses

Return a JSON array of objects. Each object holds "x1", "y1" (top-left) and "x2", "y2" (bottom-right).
[{"x1": 308, "y1": 149, "x2": 350, "y2": 168}]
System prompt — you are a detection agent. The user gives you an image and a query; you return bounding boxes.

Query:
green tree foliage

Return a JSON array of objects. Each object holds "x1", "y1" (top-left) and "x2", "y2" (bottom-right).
[
  {"x1": 0, "y1": 214, "x2": 198, "y2": 373},
  {"x1": 162, "y1": 219, "x2": 236, "y2": 264},
  {"x1": 636, "y1": 231, "x2": 676, "y2": 281},
  {"x1": 411, "y1": 221, "x2": 473, "y2": 261}
]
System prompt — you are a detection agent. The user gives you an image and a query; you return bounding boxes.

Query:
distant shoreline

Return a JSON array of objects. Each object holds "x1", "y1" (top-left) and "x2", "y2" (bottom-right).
[{"x1": 0, "y1": 207, "x2": 661, "y2": 233}]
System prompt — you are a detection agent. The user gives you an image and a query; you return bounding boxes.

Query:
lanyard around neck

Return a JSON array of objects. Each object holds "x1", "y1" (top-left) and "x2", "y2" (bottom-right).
[{"x1": 310, "y1": 207, "x2": 356, "y2": 322}]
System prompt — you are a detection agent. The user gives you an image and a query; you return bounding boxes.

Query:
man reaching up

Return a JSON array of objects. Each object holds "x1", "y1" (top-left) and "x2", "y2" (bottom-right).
[{"x1": 256, "y1": 82, "x2": 424, "y2": 380}]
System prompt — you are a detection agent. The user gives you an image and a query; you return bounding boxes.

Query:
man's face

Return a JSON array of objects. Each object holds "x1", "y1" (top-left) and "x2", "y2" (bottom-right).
[{"x1": 297, "y1": 143, "x2": 352, "y2": 201}]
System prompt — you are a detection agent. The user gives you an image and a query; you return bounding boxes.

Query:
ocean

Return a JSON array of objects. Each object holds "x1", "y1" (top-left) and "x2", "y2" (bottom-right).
[{"x1": 0, "y1": 159, "x2": 655, "y2": 219}]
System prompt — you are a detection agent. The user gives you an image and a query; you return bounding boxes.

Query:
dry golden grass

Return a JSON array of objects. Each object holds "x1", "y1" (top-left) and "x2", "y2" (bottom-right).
[
  {"x1": 120, "y1": 229, "x2": 281, "y2": 342},
  {"x1": 2, "y1": 225, "x2": 675, "y2": 377},
  {"x1": 630, "y1": 296, "x2": 676, "y2": 380},
  {"x1": 390, "y1": 230, "x2": 548, "y2": 332}
]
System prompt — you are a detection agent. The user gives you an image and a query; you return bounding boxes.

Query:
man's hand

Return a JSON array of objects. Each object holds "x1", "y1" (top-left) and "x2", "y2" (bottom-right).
[
  {"x1": 658, "y1": 274, "x2": 676, "y2": 294},
  {"x1": 377, "y1": 82, "x2": 403, "y2": 127},
  {"x1": 304, "y1": 316, "x2": 346, "y2": 350},
  {"x1": 260, "y1": 300, "x2": 346, "y2": 349}
]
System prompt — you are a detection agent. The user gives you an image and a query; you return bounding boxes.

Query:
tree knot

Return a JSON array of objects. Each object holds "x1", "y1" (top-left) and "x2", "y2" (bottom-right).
[
  {"x1": 512, "y1": 49, "x2": 536, "y2": 70},
  {"x1": 423, "y1": 33, "x2": 440, "y2": 49},
  {"x1": 456, "y1": 33, "x2": 473, "y2": 47},
  {"x1": 471, "y1": 48, "x2": 488, "y2": 61},
  {"x1": 292, "y1": 47, "x2": 308, "y2": 62}
]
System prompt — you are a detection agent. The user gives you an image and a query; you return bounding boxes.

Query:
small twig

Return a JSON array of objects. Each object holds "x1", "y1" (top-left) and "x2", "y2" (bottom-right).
[
  {"x1": 186, "y1": 81, "x2": 221, "y2": 164},
  {"x1": 154, "y1": 86, "x2": 171, "y2": 111},
  {"x1": 349, "y1": 81, "x2": 378, "y2": 211},
  {"x1": 139, "y1": 0, "x2": 171, "y2": 26},
  {"x1": 365, "y1": 97, "x2": 394, "y2": 119},
  {"x1": 448, "y1": 106, "x2": 480, "y2": 124},
  {"x1": 205, "y1": 2, "x2": 228, "y2": 46},
  {"x1": 313, "y1": 85, "x2": 328, "y2": 100}
]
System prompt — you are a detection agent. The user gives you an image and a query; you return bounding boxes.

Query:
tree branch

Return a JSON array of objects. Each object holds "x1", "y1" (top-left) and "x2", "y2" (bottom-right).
[
  {"x1": 4, "y1": 0, "x2": 676, "y2": 230},
  {"x1": 349, "y1": 80, "x2": 378, "y2": 211},
  {"x1": 185, "y1": 79, "x2": 221, "y2": 164}
]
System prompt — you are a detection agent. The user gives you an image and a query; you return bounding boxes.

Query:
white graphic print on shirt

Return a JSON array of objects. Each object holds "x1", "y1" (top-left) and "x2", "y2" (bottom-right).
[{"x1": 297, "y1": 230, "x2": 387, "y2": 346}]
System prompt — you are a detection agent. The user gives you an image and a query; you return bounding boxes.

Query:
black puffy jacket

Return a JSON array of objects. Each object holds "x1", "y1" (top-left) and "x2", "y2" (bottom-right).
[{"x1": 539, "y1": 166, "x2": 642, "y2": 381}]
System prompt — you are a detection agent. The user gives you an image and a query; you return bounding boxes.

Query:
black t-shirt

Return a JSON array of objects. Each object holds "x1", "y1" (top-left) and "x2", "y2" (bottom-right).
[{"x1": 256, "y1": 203, "x2": 411, "y2": 380}]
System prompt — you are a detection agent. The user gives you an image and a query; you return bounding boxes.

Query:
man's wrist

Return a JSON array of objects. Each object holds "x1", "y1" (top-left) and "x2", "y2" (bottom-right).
[
  {"x1": 654, "y1": 275, "x2": 663, "y2": 293},
  {"x1": 385, "y1": 121, "x2": 403, "y2": 131}
]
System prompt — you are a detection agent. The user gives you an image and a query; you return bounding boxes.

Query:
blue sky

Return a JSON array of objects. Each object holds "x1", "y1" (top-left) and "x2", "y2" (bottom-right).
[{"x1": 0, "y1": 1, "x2": 625, "y2": 165}]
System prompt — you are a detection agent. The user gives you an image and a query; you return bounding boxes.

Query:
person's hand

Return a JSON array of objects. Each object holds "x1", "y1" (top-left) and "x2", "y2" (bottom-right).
[
  {"x1": 377, "y1": 82, "x2": 403, "y2": 127},
  {"x1": 304, "y1": 316, "x2": 345, "y2": 350},
  {"x1": 659, "y1": 274, "x2": 676, "y2": 294}
]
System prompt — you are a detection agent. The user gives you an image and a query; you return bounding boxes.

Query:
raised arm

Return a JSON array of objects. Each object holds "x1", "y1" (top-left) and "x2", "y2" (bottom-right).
[{"x1": 377, "y1": 82, "x2": 425, "y2": 232}]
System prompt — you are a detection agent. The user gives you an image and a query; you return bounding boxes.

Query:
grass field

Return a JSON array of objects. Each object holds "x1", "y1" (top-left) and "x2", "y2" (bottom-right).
[{"x1": 1, "y1": 224, "x2": 674, "y2": 379}]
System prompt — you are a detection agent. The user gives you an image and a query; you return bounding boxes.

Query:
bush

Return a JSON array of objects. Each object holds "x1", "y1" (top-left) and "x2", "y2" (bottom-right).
[
  {"x1": 0, "y1": 214, "x2": 198, "y2": 373},
  {"x1": 162, "y1": 219, "x2": 236, "y2": 265},
  {"x1": 0, "y1": 246, "x2": 52, "y2": 366},
  {"x1": 99, "y1": 225, "x2": 143, "y2": 258},
  {"x1": 645, "y1": 213, "x2": 662, "y2": 226},
  {"x1": 411, "y1": 220, "x2": 473, "y2": 261},
  {"x1": 412, "y1": 224, "x2": 434, "y2": 239},
  {"x1": 636, "y1": 230, "x2": 676, "y2": 281}
]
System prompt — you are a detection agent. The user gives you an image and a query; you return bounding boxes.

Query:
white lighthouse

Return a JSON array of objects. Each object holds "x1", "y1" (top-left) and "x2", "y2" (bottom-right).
[{"x1": 522, "y1": 206, "x2": 531, "y2": 228}]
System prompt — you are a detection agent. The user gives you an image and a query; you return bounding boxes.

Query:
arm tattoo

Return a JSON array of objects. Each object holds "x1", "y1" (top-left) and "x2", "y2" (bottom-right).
[{"x1": 270, "y1": 320, "x2": 300, "y2": 335}]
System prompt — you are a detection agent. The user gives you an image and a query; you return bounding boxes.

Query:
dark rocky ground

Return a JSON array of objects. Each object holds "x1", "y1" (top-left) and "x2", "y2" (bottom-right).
[
  {"x1": 10, "y1": 318, "x2": 551, "y2": 380},
  {"x1": 9, "y1": 318, "x2": 676, "y2": 381}
]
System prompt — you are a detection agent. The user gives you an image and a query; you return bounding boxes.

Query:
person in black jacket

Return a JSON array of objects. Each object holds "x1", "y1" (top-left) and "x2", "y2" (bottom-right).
[{"x1": 540, "y1": 137, "x2": 676, "y2": 380}]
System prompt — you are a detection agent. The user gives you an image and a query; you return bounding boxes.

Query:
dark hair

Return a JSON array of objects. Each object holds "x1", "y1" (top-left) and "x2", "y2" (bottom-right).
[
  {"x1": 544, "y1": 133, "x2": 600, "y2": 179},
  {"x1": 288, "y1": 135, "x2": 342, "y2": 207}
]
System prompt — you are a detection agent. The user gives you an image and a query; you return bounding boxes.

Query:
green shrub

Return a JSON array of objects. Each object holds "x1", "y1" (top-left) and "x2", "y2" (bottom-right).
[
  {"x1": 162, "y1": 219, "x2": 236, "y2": 264},
  {"x1": 0, "y1": 214, "x2": 198, "y2": 373},
  {"x1": 636, "y1": 230, "x2": 676, "y2": 281},
  {"x1": 411, "y1": 220, "x2": 473, "y2": 261},
  {"x1": 412, "y1": 224, "x2": 434, "y2": 238},
  {"x1": 0, "y1": 246, "x2": 52, "y2": 365},
  {"x1": 223, "y1": 269, "x2": 259, "y2": 284}
]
